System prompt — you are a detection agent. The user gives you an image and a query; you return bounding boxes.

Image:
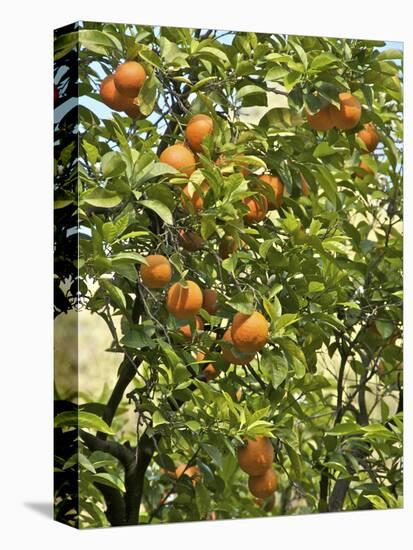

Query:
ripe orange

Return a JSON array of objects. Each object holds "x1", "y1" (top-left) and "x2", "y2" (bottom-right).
[
  {"x1": 259, "y1": 174, "x2": 284, "y2": 209},
  {"x1": 221, "y1": 329, "x2": 255, "y2": 365},
  {"x1": 357, "y1": 122, "x2": 380, "y2": 152},
  {"x1": 185, "y1": 114, "x2": 214, "y2": 152},
  {"x1": 237, "y1": 436, "x2": 274, "y2": 476},
  {"x1": 178, "y1": 229, "x2": 204, "y2": 251},
  {"x1": 202, "y1": 289, "x2": 218, "y2": 315},
  {"x1": 140, "y1": 255, "x2": 172, "y2": 289},
  {"x1": 178, "y1": 315, "x2": 204, "y2": 340},
  {"x1": 175, "y1": 464, "x2": 201, "y2": 485},
  {"x1": 354, "y1": 160, "x2": 374, "y2": 178},
  {"x1": 243, "y1": 195, "x2": 268, "y2": 224},
  {"x1": 254, "y1": 494, "x2": 275, "y2": 511},
  {"x1": 159, "y1": 144, "x2": 196, "y2": 176},
  {"x1": 181, "y1": 182, "x2": 208, "y2": 213},
  {"x1": 219, "y1": 235, "x2": 238, "y2": 259},
  {"x1": 231, "y1": 311, "x2": 269, "y2": 353},
  {"x1": 306, "y1": 106, "x2": 334, "y2": 131},
  {"x1": 124, "y1": 102, "x2": 142, "y2": 119},
  {"x1": 100, "y1": 75, "x2": 132, "y2": 111},
  {"x1": 329, "y1": 92, "x2": 361, "y2": 130},
  {"x1": 166, "y1": 281, "x2": 203, "y2": 319},
  {"x1": 114, "y1": 61, "x2": 146, "y2": 97},
  {"x1": 248, "y1": 469, "x2": 278, "y2": 499},
  {"x1": 203, "y1": 363, "x2": 220, "y2": 381},
  {"x1": 300, "y1": 174, "x2": 310, "y2": 196}
]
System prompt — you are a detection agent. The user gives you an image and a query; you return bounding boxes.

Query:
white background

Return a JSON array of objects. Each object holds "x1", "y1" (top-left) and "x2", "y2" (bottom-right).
[{"x1": 0, "y1": 1, "x2": 411, "y2": 548}]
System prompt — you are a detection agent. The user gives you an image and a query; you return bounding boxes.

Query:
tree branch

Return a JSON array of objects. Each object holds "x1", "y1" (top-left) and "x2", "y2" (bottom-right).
[{"x1": 80, "y1": 429, "x2": 134, "y2": 469}]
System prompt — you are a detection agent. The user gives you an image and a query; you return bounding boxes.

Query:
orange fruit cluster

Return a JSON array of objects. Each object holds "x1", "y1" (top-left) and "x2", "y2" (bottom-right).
[
  {"x1": 100, "y1": 61, "x2": 147, "y2": 118},
  {"x1": 237, "y1": 436, "x2": 278, "y2": 499},
  {"x1": 138, "y1": 254, "x2": 220, "y2": 381}
]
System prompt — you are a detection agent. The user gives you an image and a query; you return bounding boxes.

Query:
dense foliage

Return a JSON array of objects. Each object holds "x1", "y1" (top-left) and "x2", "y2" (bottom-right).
[{"x1": 54, "y1": 22, "x2": 403, "y2": 528}]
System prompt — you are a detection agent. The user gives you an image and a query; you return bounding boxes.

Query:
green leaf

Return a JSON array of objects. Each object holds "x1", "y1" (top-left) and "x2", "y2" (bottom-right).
[
  {"x1": 285, "y1": 443, "x2": 301, "y2": 475},
  {"x1": 146, "y1": 183, "x2": 176, "y2": 211},
  {"x1": 376, "y1": 49, "x2": 403, "y2": 61},
  {"x1": 364, "y1": 495, "x2": 388, "y2": 510},
  {"x1": 138, "y1": 72, "x2": 159, "y2": 116},
  {"x1": 92, "y1": 472, "x2": 125, "y2": 492},
  {"x1": 121, "y1": 326, "x2": 156, "y2": 349},
  {"x1": 375, "y1": 320, "x2": 394, "y2": 339},
  {"x1": 291, "y1": 42, "x2": 308, "y2": 70},
  {"x1": 308, "y1": 281, "x2": 325, "y2": 293},
  {"x1": 316, "y1": 165, "x2": 337, "y2": 207},
  {"x1": 261, "y1": 350, "x2": 288, "y2": 388},
  {"x1": 78, "y1": 453, "x2": 97, "y2": 473},
  {"x1": 327, "y1": 423, "x2": 363, "y2": 436},
  {"x1": 197, "y1": 46, "x2": 229, "y2": 64},
  {"x1": 201, "y1": 443, "x2": 223, "y2": 469},
  {"x1": 195, "y1": 483, "x2": 211, "y2": 517},
  {"x1": 134, "y1": 161, "x2": 178, "y2": 186},
  {"x1": 101, "y1": 215, "x2": 129, "y2": 243},
  {"x1": 277, "y1": 338, "x2": 307, "y2": 378},
  {"x1": 152, "y1": 410, "x2": 168, "y2": 427},
  {"x1": 139, "y1": 47, "x2": 162, "y2": 68},
  {"x1": 83, "y1": 188, "x2": 124, "y2": 208},
  {"x1": 310, "y1": 53, "x2": 337, "y2": 71},
  {"x1": 313, "y1": 142, "x2": 336, "y2": 158},
  {"x1": 99, "y1": 279, "x2": 127, "y2": 311},
  {"x1": 201, "y1": 215, "x2": 216, "y2": 240},
  {"x1": 110, "y1": 252, "x2": 148, "y2": 265},
  {"x1": 228, "y1": 292, "x2": 255, "y2": 314},
  {"x1": 82, "y1": 140, "x2": 99, "y2": 165},
  {"x1": 160, "y1": 37, "x2": 188, "y2": 66},
  {"x1": 78, "y1": 30, "x2": 118, "y2": 55},
  {"x1": 102, "y1": 151, "x2": 126, "y2": 178},
  {"x1": 54, "y1": 32, "x2": 78, "y2": 61},
  {"x1": 265, "y1": 66, "x2": 289, "y2": 81},
  {"x1": 236, "y1": 84, "x2": 266, "y2": 100},
  {"x1": 263, "y1": 296, "x2": 281, "y2": 322},
  {"x1": 54, "y1": 411, "x2": 115, "y2": 435},
  {"x1": 275, "y1": 313, "x2": 299, "y2": 331},
  {"x1": 190, "y1": 76, "x2": 218, "y2": 92},
  {"x1": 139, "y1": 199, "x2": 173, "y2": 225}
]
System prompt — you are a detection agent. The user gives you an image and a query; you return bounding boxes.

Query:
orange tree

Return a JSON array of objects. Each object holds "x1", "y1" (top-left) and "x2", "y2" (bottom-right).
[{"x1": 53, "y1": 22, "x2": 403, "y2": 527}]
